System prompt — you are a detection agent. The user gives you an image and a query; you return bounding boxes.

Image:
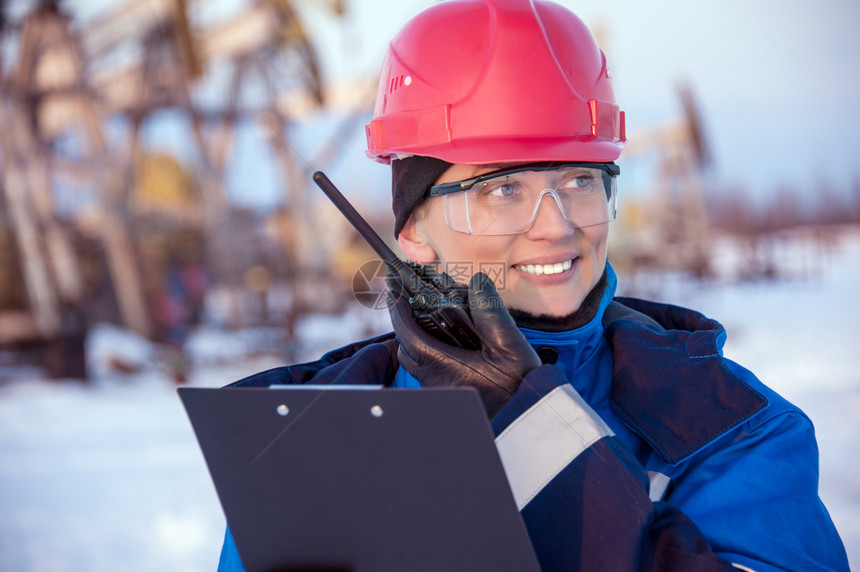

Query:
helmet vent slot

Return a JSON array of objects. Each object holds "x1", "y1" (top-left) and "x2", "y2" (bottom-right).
[{"x1": 388, "y1": 75, "x2": 412, "y2": 94}]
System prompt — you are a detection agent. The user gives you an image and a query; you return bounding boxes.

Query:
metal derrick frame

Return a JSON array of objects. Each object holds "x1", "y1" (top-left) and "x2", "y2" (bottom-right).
[
  {"x1": 0, "y1": 0, "x2": 356, "y2": 377},
  {"x1": 611, "y1": 84, "x2": 714, "y2": 282}
]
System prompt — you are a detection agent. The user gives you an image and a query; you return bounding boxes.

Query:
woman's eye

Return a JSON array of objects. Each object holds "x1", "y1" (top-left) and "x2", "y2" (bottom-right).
[
  {"x1": 560, "y1": 176, "x2": 594, "y2": 191},
  {"x1": 483, "y1": 181, "x2": 519, "y2": 197}
]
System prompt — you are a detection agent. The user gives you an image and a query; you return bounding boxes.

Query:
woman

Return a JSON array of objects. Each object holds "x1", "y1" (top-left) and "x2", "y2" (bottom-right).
[{"x1": 219, "y1": 0, "x2": 849, "y2": 569}]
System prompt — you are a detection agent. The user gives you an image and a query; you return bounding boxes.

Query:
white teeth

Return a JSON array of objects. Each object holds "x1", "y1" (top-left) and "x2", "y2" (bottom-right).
[{"x1": 516, "y1": 259, "x2": 572, "y2": 276}]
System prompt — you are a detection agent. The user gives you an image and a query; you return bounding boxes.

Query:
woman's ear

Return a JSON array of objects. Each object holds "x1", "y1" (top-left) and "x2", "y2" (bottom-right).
[{"x1": 397, "y1": 215, "x2": 438, "y2": 265}]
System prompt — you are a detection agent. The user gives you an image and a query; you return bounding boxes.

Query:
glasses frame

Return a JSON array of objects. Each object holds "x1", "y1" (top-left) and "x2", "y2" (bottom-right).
[{"x1": 426, "y1": 161, "x2": 620, "y2": 198}]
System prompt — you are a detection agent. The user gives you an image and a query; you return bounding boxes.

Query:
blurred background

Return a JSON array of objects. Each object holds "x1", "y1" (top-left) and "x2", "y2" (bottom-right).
[{"x1": 0, "y1": 0, "x2": 857, "y2": 570}]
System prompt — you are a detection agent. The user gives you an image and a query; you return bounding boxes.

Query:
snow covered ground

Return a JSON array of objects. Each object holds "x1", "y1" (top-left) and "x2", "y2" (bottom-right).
[{"x1": 1, "y1": 227, "x2": 858, "y2": 571}]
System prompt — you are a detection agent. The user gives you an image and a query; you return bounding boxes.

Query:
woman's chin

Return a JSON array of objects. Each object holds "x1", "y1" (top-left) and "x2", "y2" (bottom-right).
[{"x1": 505, "y1": 297, "x2": 584, "y2": 319}]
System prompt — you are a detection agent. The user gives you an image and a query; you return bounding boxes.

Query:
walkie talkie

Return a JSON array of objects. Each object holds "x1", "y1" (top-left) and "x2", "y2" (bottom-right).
[{"x1": 312, "y1": 171, "x2": 482, "y2": 350}]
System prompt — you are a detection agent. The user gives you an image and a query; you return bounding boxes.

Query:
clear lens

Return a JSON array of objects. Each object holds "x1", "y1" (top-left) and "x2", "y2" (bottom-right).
[{"x1": 441, "y1": 165, "x2": 617, "y2": 236}]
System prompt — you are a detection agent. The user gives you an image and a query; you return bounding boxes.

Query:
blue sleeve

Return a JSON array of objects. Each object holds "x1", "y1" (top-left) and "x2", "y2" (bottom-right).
[
  {"x1": 217, "y1": 527, "x2": 245, "y2": 572},
  {"x1": 490, "y1": 365, "x2": 850, "y2": 571},
  {"x1": 492, "y1": 366, "x2": 738, "y2": 571}
]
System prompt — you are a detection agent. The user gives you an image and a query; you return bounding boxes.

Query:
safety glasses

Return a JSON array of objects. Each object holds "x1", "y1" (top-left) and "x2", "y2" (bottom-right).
[{"x1": 426, "y1": 162, "x2": 619, "y2": 236}]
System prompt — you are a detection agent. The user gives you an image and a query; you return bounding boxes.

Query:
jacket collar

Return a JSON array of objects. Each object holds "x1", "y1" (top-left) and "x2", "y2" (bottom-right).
[{"x1": 605, "y1": 297, "x2": 768, "y2": 465}]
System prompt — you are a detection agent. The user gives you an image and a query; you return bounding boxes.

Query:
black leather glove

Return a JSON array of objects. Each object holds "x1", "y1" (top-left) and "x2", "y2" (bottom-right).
[{"x1": 389, "y1": 272, "x2": 541, "y2": 418}]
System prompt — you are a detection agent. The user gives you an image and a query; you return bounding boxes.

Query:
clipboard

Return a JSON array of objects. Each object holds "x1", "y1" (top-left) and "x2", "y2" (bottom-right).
[{"x1": 179, "y1": 385, "x2": 540, "y2": 572}]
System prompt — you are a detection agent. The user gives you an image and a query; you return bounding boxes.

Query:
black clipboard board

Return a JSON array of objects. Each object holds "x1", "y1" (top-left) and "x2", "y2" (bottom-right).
[{"x1": 179, "y1": 386, "x2": 540, "y2": 572}]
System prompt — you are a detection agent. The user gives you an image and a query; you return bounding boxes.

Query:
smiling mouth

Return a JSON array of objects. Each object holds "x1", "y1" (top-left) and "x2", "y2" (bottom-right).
[{"x1": 513, "y1": 259, "x2": 573, "y2": 276}]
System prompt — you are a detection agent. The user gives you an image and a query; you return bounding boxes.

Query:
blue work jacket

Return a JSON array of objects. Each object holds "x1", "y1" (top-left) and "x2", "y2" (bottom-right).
[{"x1": 217, "y1": 266, "x2": 848, "y2": 571}]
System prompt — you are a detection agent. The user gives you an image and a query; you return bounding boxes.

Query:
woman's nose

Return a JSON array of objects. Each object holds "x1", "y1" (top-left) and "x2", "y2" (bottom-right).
[{"x1": 524, "y1": 191, "x2": 574, "y2": 240}]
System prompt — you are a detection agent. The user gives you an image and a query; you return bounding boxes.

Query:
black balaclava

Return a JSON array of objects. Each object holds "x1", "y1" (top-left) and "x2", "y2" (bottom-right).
[{"x1": 391, "y1": 155, "x2": 452, "y2": 238}]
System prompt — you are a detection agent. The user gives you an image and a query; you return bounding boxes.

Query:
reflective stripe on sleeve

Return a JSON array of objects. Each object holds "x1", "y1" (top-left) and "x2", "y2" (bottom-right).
[{"x1": 495, "y1": 384, "x2": 615, "y2": 510}]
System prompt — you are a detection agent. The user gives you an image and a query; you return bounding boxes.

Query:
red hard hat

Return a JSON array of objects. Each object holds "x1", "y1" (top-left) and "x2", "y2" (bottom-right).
[{"x1": 365, "y1": 0, "x2": 626, "y2": 165}]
